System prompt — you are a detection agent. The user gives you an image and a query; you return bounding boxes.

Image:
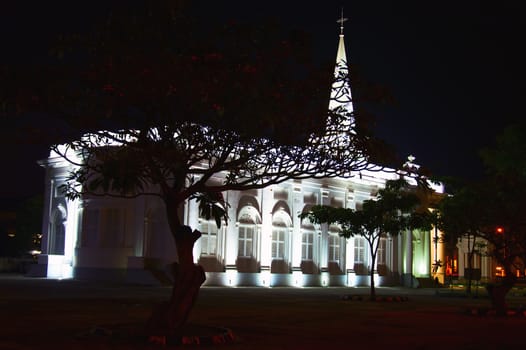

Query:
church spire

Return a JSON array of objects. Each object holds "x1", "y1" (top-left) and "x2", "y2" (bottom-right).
[{"x1": 328, "y1": 8, "x2": 354, "y2": 126}]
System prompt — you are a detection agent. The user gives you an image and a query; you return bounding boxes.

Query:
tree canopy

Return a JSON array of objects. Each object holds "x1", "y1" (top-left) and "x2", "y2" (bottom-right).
[
  {"x1": 3, "y1": 3, "x2": 401, "y2": 332},
  {"x1": 437, "y1": 122, "x2": 526, "y2": 314},
  {"x1": 11, "y1": 4, "x2": 394, "y2": 223},
  {"x1": 301, "y1": 177, "x2": 435, "y2": 298}
]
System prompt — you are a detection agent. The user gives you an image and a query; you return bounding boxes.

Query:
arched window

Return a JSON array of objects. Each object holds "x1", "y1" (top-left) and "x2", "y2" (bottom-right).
[
  {"x1": 237, "y1": 205, "x2": 260, "y2": 258},
  {"x1": 49, "y1": 206, "x2": 66, "y2": 255},
  {"x1": 271, "y1": 209, "x2": 292, "y2": 261},
  {"x1": 300, "y1": 208, "x2": 319, "y2": 274},
  {"x1": 328, "y1": 225, "x2": 342, "y2": 264},
  {"x1": 377, "y1": 237, "x2": 387, "y2": 265},
  {"x1": 238, "y1": 223, "x2": 254, "y2": 257},
  {"x1": 272, "y1": 219, "x2": 287, "y2": 259},
  {"x1": 301, "y1": 221, "x2": 316, "y2": 261},
  {"x1": 354, "y1": 236, "x2": 366, "y2": 264},
  {"x1": 199, "y1": 218, "x2": 219, "y2": 256}
]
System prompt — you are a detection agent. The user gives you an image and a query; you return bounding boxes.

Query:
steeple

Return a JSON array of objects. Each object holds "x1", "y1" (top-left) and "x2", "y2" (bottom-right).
[
  {"x1": 316, "y1": 9, "x2": 357, "y2": 150},
  {"x1": 328, "y1": 8, "x2": 354, "y2": 121}
]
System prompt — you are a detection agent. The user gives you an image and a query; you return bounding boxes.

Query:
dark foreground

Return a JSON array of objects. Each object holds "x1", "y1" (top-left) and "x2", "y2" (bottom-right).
[{"x1": 1, "y1": 274, "x2": 525, "y2": 349}]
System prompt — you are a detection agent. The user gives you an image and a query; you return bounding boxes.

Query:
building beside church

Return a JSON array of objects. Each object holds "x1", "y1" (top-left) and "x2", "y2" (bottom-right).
[{"x1": 31, "y1": 18, "x2": 491, "y2": 288}]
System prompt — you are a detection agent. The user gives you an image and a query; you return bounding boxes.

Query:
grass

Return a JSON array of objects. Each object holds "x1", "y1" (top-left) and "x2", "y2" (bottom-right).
[{"x1": 1, "y1": 275, "x2": 525, "y2": 349}]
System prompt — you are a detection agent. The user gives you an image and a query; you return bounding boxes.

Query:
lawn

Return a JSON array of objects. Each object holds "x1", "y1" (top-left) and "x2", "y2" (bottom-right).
[{"x1": 1, "y1": 276, "x2": 525, "y2": 349}]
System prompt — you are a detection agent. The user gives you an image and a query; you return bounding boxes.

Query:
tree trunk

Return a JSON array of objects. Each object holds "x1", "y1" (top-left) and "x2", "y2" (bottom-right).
[
  {"x1": 486, "y1": 275, "x2": 515, "y2": 317},
  {"x1": 369, "y1": 268, "x2": 376, "y2": 300},
  {"x1": 369, "y1": 248, "x2": 377, "y2": 301},
  {"x1": 147, "y1": 225, "x2": 206, "y2": 334},
  {"x1": 466, "y1": 236, "x2": 476, "y2": 294}
]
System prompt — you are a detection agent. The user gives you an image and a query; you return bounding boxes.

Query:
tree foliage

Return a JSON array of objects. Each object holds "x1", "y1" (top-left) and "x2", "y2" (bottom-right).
[
  {"x1": 478, "y1": 124, "x2": 526, "y2": 288},
  {"x1": 438, "y1": 122, "x2": 526, "y2": 314},
  {"x1": 2, "y1": 2, "x2": 399, "y2": 332},
  {"x1": 29, "y1": 4, "x2": 394, "y2": 226},
  {"x1": 4, "y1": 2, "x2": 394, "y2": 213},
  {"x1": 301, "y1": 177, "x2": 435, "y2": 299},
  {"x1": 438, "y1": 183, "x2": 490, "y2": 292}
]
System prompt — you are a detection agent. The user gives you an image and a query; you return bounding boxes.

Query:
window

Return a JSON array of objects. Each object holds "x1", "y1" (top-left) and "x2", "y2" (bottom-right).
[
  {"x1": 272, "y1": 226, "x2": 287, "y2": 259},
  {"x1": 301, "y1": 212, "x2": 316, "y2": 262},
  {"x1": 328, "y1": 225, "x2": 342, "y2": 263},
  {"x1": 271, "y1": 211, "x2": 291, "y2": 261},
  {"x1": 237, "y1": 204, "x2": 260, "y2": 258},
  {"x1": 238, "y1": 224, "x2": 254, "y2": 257},
  {"x1": 54, "y1": 183, "x2": 65, "y2": 198},
  {"x1": 302, "y1": 229, "x2": 314, "y2": 261},
  {"x1": 377, "y1": 237, "x2": 387, "y2": 265},
  {"x1": 328, "y1": 233, "x2": 341, "y2": 263},
  {"x1": 49, "y1": 208, "x2": 66, "y2": 255},
  {"x1": 200, "y1": 219, "x2": 218, "y2": 256},
  {"x1": 354, "y1": 236, "x2": 366, "y2": 263}
]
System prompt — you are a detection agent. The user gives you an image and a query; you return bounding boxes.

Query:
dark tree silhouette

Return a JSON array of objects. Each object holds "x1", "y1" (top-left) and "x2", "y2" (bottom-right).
[
  {"x1": 438, "y1": 185, "x2": 488, "y2": 294},
  {"x1": 438, "y1": 123, "x2": 526, "y2": 315},
  {"x1": 301, "y1": 177, "x2": 435, "y2": 299},
  {"x1": 4, "y1": 2, "x2": 395, "y2": 334}
]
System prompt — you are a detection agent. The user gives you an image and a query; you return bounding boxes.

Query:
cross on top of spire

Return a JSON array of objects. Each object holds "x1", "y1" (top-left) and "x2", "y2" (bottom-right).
[{"x1": 336, "y1": 8, "x2": 347, "y2": 35}]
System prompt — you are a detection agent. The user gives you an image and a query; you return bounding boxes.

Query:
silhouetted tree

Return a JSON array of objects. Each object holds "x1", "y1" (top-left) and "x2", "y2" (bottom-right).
[
  {"x1": 438, "y1": 185, "x2": 488, "y2": 294},
  {"x1": 5, "y1": 2, "x2": 395, "y2": 333},
  {"x1": 301, "y1": 177, "x2": 434, "y2": 299},
  {"x1": 438, "y1": 123, "x2": 526, "y2": 315}
]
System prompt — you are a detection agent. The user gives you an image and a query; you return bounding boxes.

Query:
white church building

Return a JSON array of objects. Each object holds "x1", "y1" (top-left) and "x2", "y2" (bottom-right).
[{"x1": 29, "y1": 19, "x2": 470, "y2": 288}]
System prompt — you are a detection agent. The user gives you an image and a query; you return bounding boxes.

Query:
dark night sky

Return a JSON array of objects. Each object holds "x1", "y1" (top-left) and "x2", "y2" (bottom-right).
[{"x1": 1, "y1": 1, "x2": 524, "y2": 202}]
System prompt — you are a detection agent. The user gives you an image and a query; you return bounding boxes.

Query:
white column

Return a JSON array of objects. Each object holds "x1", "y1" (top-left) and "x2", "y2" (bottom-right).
[
  {"x1": 41, "y1": 176, "x2": 53, "y2": 255},
  {"x1": 423, "y1": 229, "x2": 431, "y2": 276},
  {"x1": 260, "y1": 187, "x2": 273, "y2": 269},
  {"x1": 133, "y1": 196, "x2": 146, "y2": 257},
  {"x1": 291, "y1": 182, "x2": 303, "y2": 269},
  {"x1": 61, "y1": 198, "x2": 80, "y2": 279},
  {"x1": 224, "y1": 191, "x2": 239, "y2": 268},
  {"x1": 345, "y1": 191, "x2": 355, "y2": 271},
  {"x1": 319, "y1": 188, "x2": 330, "y2": 271},
  {"x1": 386, "y1": 237, "x2": 393, "y2": 274},
  {"x1": 404, "y1": 230, "x2": 414, "y2": 287}
]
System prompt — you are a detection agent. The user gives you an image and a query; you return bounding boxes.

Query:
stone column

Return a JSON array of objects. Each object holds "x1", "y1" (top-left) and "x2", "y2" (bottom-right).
[
  {"x1": 403, "y1": 230, "x2": 414, "y2": 287},
  {"x1": 291, "y1": 182, "x2": 303, "y2": 272},
  {"x1": 224, "y1": 191, "x2": 239, "y2": 268},
  {"x1": 260, "y1": 187, "x2": 273, "y2": 270},
  {"x1": 319, "y1": 188, "x2": 330, "y2": 274}
]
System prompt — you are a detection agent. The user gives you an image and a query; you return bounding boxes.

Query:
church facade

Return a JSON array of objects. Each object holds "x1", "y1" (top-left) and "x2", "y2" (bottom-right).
[
  {"x1": 35, "y1": 158, "x2": 446, "y2": 288},
  {"x1": 30, "y1": 21, "x2": 475, "y2": 288}
]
